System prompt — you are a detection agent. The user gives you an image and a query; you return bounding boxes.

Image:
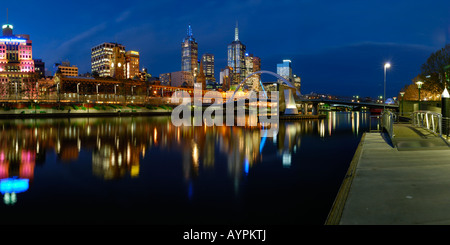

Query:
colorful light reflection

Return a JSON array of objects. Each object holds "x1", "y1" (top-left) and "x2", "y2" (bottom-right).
[{"x1": 0, "y1": 178, "x2": 29, "y2": 194}]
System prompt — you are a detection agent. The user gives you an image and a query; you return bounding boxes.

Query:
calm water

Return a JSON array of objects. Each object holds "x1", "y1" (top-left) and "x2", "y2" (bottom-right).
[{"x1": 0, "y1": 111, "x2": 375, "y2": 226}]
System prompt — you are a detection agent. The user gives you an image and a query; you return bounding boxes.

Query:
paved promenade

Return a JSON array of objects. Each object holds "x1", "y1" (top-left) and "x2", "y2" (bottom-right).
[{"x1": 327, "y1": 124, "x2": 450, "y2": 225}]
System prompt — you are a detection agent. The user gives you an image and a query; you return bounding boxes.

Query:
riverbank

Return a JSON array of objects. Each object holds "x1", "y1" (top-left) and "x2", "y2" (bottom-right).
[{"x1": 0, "y1": 103, "x2": 174, "y2": 118}]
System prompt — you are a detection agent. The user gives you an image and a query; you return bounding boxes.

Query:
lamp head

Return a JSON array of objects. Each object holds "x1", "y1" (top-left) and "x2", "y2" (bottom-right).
[
  {"x1": 384, "y1": 63, "x2": 391, "y2": 69},
  {"x1": 416, "y1": 81, "x2": 423, "y2": 89}
]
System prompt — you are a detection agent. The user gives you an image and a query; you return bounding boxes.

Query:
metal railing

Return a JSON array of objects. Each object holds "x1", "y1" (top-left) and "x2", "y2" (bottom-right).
[
  {"x1": 412, "y1": 111, "x2": 442, "y2": 137},
  {"x1": 381, "y1": 110, "x2": 396, "y2": 139},
  {"x1": 369, "y1": 115, "x2": 381, "y2": 132}
]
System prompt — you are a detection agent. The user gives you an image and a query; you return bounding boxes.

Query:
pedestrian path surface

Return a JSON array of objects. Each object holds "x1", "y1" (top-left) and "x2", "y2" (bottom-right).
[
  {"x1": 392, "y1": 124, "x2": 450, "y2": 151},
  {"x1": 328, "y1": 129, "x2": 450, "y2": 225}
]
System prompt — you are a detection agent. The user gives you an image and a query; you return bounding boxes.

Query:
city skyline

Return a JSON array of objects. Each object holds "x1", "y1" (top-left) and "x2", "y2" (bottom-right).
[{"x1": 2, "y1": 0, "x2": 450, "y2": 98}]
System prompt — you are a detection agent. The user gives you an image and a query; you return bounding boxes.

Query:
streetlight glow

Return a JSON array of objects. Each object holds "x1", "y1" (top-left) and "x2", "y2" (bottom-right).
[
  {"x1": 383, "y1": 62, "x2": 391, "y2": 111},
  {"x1": 416, "y1": 80, "x2": 423, "y2": 111}
]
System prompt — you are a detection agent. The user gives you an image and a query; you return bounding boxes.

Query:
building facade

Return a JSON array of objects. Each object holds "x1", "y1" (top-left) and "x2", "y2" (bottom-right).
[
  {"x1": 293, "y1": 74, "x2": 301, "y2": 93},
  {"x1": 181, "y1": 24, "x2": 198, "y2": 78},
  {"x1": 33, "y1": 59, "x2": 45, "y2": 78},
  {"x1": 201, "y1": 53, "x2": 215, "y2": 83},
  {"x1": 159, "y1": 73, "x2": 171, "y2": 86},
  {"x1": 244, "y1": 53, "x2": 261, "y2": 90},
  {"x1": 125, "y1": 51, "x2": 140, "y2": 79},
  {"x1": 220, "y1": 67, "x2": 232, "y2": 91},
  {"x1": 170, "y1": 71, "x2": 194, "y2": 87},
  {"x1": 277, "y1": 59, "x2": 293, "y2": 83},
  {"x1": 277, "y1": 59, "x2": 301, "y2": 94},
  {"x1": 91, "y1": 42, "x2": 126, "y2": 78},
  {"x1": 54, "y1": 61, "x2": 78, "y2": 77},
  {"x1": 227, "y1": 22, "x2": 246, "y2": 85},
  {"x1": 0, "y1": 23, "x2": 38, "y2": 99}
]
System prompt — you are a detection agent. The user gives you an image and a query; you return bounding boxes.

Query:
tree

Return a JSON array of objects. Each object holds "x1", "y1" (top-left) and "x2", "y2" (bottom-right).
[
  {"x1": 420, "y1": 44, "x2": 450, "y2": 94},
  {"x1": 402, "y1": 75, "x2": 438, "y2": 101}
]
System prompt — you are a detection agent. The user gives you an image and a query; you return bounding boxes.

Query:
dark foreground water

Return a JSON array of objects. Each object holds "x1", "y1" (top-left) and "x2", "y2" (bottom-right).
[{"x1": 0, "y1": 111, "x2": 375, "y2": 226}]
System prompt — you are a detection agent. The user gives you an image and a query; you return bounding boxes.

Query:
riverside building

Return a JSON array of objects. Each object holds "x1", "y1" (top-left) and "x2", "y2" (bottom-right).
[{"x1": 0, "y1": 23, "x2": 39, "y2": 99}]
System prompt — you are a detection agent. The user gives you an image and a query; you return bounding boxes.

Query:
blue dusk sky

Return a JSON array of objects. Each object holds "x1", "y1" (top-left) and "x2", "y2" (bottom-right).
[{"x1": 3, "y1": 0, "x2": 450, "y2": 98}]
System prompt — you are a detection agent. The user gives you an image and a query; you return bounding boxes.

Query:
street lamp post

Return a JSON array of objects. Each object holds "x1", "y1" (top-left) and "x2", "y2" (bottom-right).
[
  {"x1": 77, "y1": 83, "x2": 80, "y2": 102},
  {"x1": 35, "y1": 82, "x2": 39, "y2": 101},
  {"x1": 96, "y1": 83, "x2": 100, "y2": 102},
  {"x1": 400, "y1": 91, "x2": 405, "y2": 116},
  {"x1": 131, "y1": 85, "x2": 136, "y2": 103},
  {"x1": 384, "y1": 62, "x2": 391, "y2": 112},
  {"x1": 15, "y1": 82, "x2": 17, "y2": 103},
  {"x1": 115, "y1": 84, "x2": 119, "y2": 103},
  {"x1": 57, "y1": 82, "x2": 60, "y2": 108},
  {"x1": 416, "y1": 81, "x2": 423, "y2": 111}
]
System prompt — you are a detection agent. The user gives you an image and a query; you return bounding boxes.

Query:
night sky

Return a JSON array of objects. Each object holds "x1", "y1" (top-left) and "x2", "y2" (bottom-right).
[{"x1": 3, "y1": 0, "x2": 450, "y2": 98}]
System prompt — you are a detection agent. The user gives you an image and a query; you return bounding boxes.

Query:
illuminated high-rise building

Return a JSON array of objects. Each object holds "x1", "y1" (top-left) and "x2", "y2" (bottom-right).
[
  {"x1": 277, "y1": 59, "x2": 301, "y2": 93},
  {"x1": 91, "y1": 42, "x2": 125, "y2": 77},
  {"x1": 201, "y1": 53, "x2": 215, "y2": 83},
  {"x1": 181, "y1": 24, "x2": 198, "y2": 78},
  {"x1": 277, "y1": 59, "x2": 293, "y2": 83},
  {"x1": 227, "y1": 22, "x2": 246, "y2": 85},
  {"x1": 125, "y1": 51, "x2": 140, "y2": 79},
  {"x1": 0, "y1": 22, "x2": 38, "y2": 98},
  {"x1": 244, "y1": 53, "x2": 261, "y2": 90}
]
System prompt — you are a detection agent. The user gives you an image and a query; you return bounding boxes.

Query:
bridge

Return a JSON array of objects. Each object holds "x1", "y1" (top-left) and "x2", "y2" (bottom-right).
[{"x1": 299, "y1": 97, "x2": 398, "y2": 109}]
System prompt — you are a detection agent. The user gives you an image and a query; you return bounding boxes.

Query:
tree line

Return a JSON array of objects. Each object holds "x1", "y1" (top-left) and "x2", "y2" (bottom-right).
[{"x1": 401, "y1": 44, "x2": 450, "y2": 101}]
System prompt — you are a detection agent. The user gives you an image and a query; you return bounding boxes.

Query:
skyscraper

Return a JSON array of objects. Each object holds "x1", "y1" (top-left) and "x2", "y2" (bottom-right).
[
  {"x1": 181, "y1": 24, "x2": 198, "y2": 78},
  {"x1": 277, "y1": 59, "x2": 293, "y2": 83},
  {"x1": 227, "y1": 22, "x2": 246, "y2": 85}
]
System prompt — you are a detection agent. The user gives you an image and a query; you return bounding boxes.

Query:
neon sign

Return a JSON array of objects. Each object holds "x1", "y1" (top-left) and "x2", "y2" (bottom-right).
[{"x1": 0, "y1": 38, "x2": 26, "y2": 43}]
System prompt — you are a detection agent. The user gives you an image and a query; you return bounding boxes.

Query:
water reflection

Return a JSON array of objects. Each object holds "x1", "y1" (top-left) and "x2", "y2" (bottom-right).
[{"x1": 0, "y1": 111, "x2": 374, "y2": 206}]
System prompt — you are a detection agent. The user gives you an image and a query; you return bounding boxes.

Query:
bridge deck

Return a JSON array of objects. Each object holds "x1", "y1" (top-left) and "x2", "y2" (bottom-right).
[{"x1": 327, "y1": 125, "x2": 450, "y2": 225}]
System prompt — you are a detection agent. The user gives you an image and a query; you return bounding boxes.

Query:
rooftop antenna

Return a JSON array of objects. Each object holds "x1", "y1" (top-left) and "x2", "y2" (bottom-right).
[
  {"x1": 6, "y1": 8, "x2": 8, "y2": 23},
  {"x1": 188, "y1": 23, "x2": 192, "y2": 37},
  {"x1": 234, "y1": 20, "x2": 239, "y2": 41}
]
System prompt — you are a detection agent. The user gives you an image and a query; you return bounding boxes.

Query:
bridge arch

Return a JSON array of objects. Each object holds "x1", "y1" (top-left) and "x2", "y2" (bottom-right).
[{"x1": 226, "y1": 70, "x2": 300, "y2": 103}]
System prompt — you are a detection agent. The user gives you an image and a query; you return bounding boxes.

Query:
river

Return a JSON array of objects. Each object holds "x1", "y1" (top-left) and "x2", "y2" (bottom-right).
[{"x1": 0, "y1": 111, "x2": 376, "y2": 226}]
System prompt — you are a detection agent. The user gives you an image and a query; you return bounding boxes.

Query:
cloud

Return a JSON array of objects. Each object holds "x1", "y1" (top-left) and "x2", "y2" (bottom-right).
[
  {"x1": 54, "y1": 22, "x2": 107, "y2": 57},
  {"x1": 116, "y1": 9, "x2": 132, "y2": 23}
]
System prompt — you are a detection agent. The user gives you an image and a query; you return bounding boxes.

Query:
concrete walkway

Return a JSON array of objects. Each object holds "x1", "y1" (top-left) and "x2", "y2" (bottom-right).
[
  {"x1": 392, "y1": 124, "x2": 450, "y2": 151},
  {"x1": 327, "y1": 125, "x2": 450, "y2": 225}
]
